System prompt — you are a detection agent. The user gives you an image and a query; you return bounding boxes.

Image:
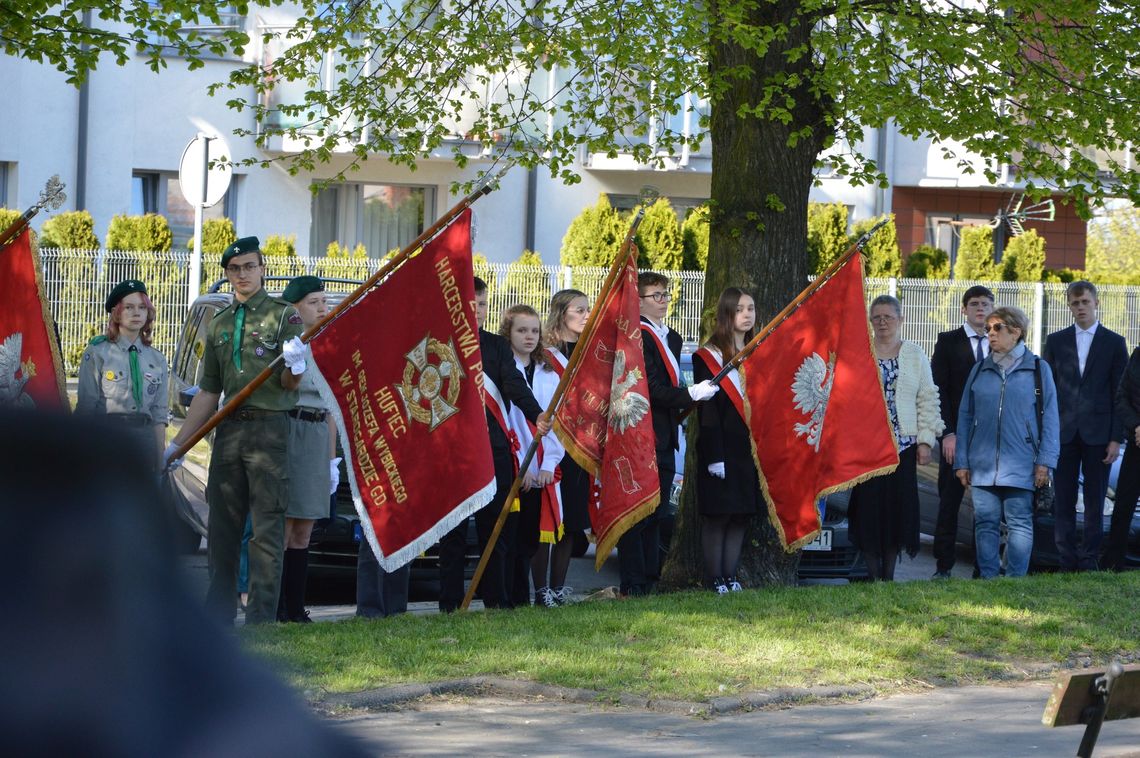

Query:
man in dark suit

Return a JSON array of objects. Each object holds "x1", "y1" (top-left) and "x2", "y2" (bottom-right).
[
  {"x1": 625, "y1": 272, "x2": 718, "y2": 596},
  {"x1": 1043, "y1": 280, "x2": 1128, "y2": 571},
  {"x1": 929, "y1": 285, "x2": 994, "y2": 578},
  {"x1": 437, "y1": 276, "x2": 549, "y2": 611}
]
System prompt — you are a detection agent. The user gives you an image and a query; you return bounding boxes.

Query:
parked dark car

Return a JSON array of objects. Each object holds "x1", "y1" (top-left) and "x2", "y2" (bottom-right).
[
  {"x1": 916, "y1": 445, "x2": 1140, "y2": 570},
  {"x1": 166, "y1": 278, "x2": 478, "y2": 584}
]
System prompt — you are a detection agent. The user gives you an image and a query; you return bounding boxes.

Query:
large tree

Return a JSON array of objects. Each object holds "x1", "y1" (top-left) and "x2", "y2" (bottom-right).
[{"x1": 9, "y1": 0, "x2": 1140, "y2": 585}]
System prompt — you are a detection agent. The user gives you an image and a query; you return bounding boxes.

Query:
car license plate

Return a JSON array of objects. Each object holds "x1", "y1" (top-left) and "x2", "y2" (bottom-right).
[{"x1": 802, "y1": 528, "x2": 832, "y2": 551}]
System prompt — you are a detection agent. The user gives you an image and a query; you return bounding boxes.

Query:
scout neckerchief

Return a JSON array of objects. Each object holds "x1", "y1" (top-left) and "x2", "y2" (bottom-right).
[
  {"x1": 640, "y1": 316, "x2": 680, "y2": 386},
  {"x1": 127, "y1": 344, "x2": 143, "y2": 409},
  {"x1": 694, "y1": 345, "x2": 746, "y2": 422}
]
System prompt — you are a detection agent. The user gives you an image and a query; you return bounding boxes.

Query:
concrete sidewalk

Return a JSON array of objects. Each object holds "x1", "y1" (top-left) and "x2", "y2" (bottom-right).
[{"x1": 331, "y1": 682, "x2": 1140, "y2": 757}]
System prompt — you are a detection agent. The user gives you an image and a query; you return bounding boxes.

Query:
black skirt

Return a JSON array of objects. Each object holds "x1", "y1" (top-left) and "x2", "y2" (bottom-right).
[
  {"x1": 558, "y1": 454, "x2": 592, "y2": 532},
  {"x1": 847, "y1": 445, "x2": 920, "y2": 557}
]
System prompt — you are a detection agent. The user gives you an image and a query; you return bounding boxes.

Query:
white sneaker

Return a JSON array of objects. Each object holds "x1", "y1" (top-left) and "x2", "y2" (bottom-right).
[
  {"x1": 726, "y1": 577, "x2": 743, "y2": 592},
  {"x1": 553, "y1": 586, "x2": 575, "y2": 605}
]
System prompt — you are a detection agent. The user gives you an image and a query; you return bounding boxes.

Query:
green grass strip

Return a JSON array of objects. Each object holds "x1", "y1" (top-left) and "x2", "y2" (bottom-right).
[{"x1": 241, "y1": 571, "x2": 1140, "y2": 701}]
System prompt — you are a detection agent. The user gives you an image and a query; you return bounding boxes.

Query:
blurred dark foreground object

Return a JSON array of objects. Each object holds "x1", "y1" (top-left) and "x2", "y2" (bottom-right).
[{"x1": 0, "y1": 411, "x2": 371, "y2": 757}]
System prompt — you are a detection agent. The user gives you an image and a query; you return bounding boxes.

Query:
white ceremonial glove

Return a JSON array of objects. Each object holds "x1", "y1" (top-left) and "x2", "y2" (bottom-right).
[
  {"x1": 163, "y1": 442, "x2": 184, "y2": 471},
  {"x1": 688, "y1": 380, "x2": 719, "y2": 402},
  {"x1": 329, "y1": 457, "x2": 342, "y2": 495},
  {"x1": 708, "y1": 462, "x2": 726, "y2": 479},
  {"x1": 282, "y1": 336, "x2": 308, "y2": 375}
]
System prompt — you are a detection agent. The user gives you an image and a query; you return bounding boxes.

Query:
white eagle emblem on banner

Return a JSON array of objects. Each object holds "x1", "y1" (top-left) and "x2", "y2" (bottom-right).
[
  {"x1": 608, "y1": 349, "x2": 650, "y2": 434},
  {"x1": 791, "y1": 351, "x2": 836, "y2": 452}
]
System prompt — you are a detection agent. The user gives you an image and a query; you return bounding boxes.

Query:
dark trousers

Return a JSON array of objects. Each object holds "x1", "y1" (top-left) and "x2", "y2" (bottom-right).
[
  {"x1": 1054, "y1": 434, "x2": 1110, "y2": 570},
  {"x1": 617, "y1": 463, "x2": 670, "y2": 595},
  {"x1": 1103, "y1": 440, "x2": 1139, "y2": 571},
  {"x1": 933, "y1": 452, "x2": 968, "y2": 574},
  {"x1": 355, "y1": 540, "x2": 410, "y2": 618},
  {"x1": 512, "y1": 489, "x2": 542, "y2": 603},
  {"x1": 205, "y1": 413, "x2": 289, "y2": 625},
  {"x1": 438, "y1": 450, "x2": 515, "y2": 611}
]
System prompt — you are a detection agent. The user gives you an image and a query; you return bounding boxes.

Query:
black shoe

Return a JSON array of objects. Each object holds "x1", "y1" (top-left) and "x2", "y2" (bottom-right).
[
  {"x1": 932, "y1": 570, "x2": 952, "y2": 580},
  {"x1": 290, "y1": 610, "x2": 313, "y2": 624}
]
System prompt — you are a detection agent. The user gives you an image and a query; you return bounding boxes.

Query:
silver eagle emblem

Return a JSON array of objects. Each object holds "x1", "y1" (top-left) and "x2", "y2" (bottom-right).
[
  {"x1": 791, "y1": 351, "x2": 836, "y2": 452},
  {"x1": 0, "y1": 333, "x2": 36, "y2": 409},
  {"x1": 608, "y1": 349, "x2": 650, "y2": 434}
]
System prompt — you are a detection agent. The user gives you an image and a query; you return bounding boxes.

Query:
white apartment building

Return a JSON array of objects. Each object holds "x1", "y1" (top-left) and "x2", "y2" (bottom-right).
[{"x1": 0, "y1": 6, "x2": 1088, "y2": 267}]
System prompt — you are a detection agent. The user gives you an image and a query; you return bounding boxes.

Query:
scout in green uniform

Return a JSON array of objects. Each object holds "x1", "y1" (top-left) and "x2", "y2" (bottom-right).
[
  {"x1": 166, "y1": 237, "x2": 306, "y2": 625},
  {"x1": 76, "y1": 280, "x2": 169, "y2": 470}
]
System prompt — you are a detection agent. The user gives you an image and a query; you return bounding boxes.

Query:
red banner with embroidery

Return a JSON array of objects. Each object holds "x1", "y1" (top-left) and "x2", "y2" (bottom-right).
[
  {"x1": 0, "y1": 229, "x2": 67, "y2": 410},
  {"x1": 740, "y1": 252, "x2": 898, "y2": 550},
  {"x1": 553, "y1": 249, "x2": 659, "y2": 567},
  {"x1": 308, "y1": 210, "x2": 495, "y2": 570}
]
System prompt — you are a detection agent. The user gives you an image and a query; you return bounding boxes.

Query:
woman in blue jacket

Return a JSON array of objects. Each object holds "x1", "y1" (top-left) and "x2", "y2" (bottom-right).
[{"x1": 955, "y1": 306, "x2": 1060, "y2": 578}]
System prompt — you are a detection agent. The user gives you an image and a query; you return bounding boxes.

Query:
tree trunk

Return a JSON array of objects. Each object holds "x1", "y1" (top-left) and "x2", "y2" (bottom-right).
[{"x1": 661, "y1": 0, "x2": 833, "y2": 590}]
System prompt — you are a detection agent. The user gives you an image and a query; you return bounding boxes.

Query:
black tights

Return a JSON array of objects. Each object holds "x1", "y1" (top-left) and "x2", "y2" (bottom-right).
[
  {"x1": 702, "y1": 515, "x2": 748, "y2": 583},
  {"x1": 532, "y1": 531, "x2": 576, "y2": 591},
  {"x1": 864, "y1": 549, "x2": 899, "y2": 581}
]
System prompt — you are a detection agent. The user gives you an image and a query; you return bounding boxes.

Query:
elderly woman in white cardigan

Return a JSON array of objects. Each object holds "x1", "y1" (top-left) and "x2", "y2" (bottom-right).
[{"x1": 847, "y1": 294, "x2": 945, "y2": 580}]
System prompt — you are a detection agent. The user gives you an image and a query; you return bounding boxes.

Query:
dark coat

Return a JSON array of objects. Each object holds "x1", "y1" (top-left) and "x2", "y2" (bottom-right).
[
  {"x1": 1043, "y1": 324, "x2": 1128, "y2": 445},
  {"x1": 479, "y1": 329, "x2": 543, "y2": 454},
  {"x1": 930, "y1": 326, "x2": 983, "y2": 437},
  {"x1": 639, "y1": 318, "x2": 691, "y2": 469},
  {"x1": 693, "y1": 353, "x2": 761, "y2": 517},
  {"x1": 1117, "y1": 347, "x2": 1140, "y2": 436}
]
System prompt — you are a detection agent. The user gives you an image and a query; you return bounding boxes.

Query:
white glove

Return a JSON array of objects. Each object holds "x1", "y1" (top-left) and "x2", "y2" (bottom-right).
[
  {"x1": 282, "y1": 336, "x2": 308, "y2": 375},
  {"x1": 708, "y1": 461, "x2": 726, "y2": 479},
  {"x1": 329, "y1": 457, "x2": 342, "y2": 495},
  {"x1": 163, "y1": 442, "x2": 184, "y2": 471},
  {"x1": 688, "y1": 380, "x2": 719, "y2": 402}
]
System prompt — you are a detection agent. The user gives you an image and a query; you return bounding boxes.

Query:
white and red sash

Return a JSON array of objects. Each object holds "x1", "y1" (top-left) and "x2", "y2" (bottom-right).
[
  {"x1": 482, "y1": 373, "x2": 522, "y2": 500},
  {"x1": 640, "y1": 318, "x2": 681, "y2": 387},
  {"x1": 544, "y1": 346, "x2": 568, "y2": 377},
  {"x1": 694, "y1": 346, "x2": 746, "y2": 422}
]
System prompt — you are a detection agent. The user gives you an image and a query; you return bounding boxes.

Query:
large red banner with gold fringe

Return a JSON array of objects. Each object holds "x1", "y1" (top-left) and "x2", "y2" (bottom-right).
[
  {"x1": 0, "y1": 228, "x2": 68, "y2": 410},
  {"x1": 741, "y1": 252, "x2": 898, "y2": 550},
  {"x1": 554, "y1": 249, "x2": 660, "y2": 567},
  {"x1": 308, "y1": 211, "x2": 494, "y2": 570}
]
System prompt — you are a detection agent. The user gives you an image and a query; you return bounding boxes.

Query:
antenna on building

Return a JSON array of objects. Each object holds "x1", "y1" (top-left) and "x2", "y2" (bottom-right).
[{"x1": 989, "y1": 193, "x2": 1055, "y2": 262}]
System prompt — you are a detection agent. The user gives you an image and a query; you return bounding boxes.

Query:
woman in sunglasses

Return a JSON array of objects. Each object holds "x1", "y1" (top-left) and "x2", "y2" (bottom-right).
[{"x1": 955, "y1": 306, "x2": 1060, "y2": 578}]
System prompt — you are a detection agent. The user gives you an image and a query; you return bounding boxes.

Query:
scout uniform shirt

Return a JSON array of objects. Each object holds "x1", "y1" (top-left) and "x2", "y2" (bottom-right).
[
  {"x1": 199, "y1": 288, "x2": 303, "y2": 409},
  {"x1": 76, "y1": 335, "x2": 169, "y2": 424}
]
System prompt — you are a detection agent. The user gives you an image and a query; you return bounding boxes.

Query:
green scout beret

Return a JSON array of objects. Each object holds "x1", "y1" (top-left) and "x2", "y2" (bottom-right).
[
  {"x1": 221, "y1": 236, "x2": 261, "y2": 267},
  {"x1": 105, "y1": 279, "x2": 148, "y2": 312},
  {"x1": 282, "y1": 275, "x2": 324, "y2": 304}
]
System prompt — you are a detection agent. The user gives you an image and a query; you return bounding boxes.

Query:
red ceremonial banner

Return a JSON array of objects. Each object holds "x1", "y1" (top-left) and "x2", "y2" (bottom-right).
[
  {"x1": 740, "y1": 252, "x2": 898, "y2": 550},
  {"x1": 0, "y1": 229, "x2": 68, "y2": 410},
  {"x1": 308, "y1": 211, "x2": 494, "y2": 570},
  {"x1": 554, "y1": 249, "x2": 660, "y2": 567}
]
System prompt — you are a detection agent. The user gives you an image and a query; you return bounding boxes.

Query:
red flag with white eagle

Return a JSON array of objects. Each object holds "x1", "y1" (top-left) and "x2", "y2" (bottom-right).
[
  {"x1": 740, "y1": 252, "x2": 898, "y2": 550},
  {"x1": 553, "y1": 246, "x2": 659, "y2": 567},
  {"x1": 0, "y1": 228, "x2": 68, "y2": 410},
  {"x1": 307, "y1": 211, "x2": 495, "y2": 570}
]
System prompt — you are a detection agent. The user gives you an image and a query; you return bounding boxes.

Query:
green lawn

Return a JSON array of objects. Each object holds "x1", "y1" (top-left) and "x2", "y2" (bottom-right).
[{"x1": 241, "y1": 571, "x2": 1140, "y2": 701}]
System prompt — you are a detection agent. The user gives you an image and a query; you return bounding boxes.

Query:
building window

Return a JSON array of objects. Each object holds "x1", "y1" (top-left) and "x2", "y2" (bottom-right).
[
  {"x1": 131, "y1": 171, "x2": 239, "y2": 248},
  {"x1": 608, "y1": 193, "x2": 707, "y2": 220},
  {"x1": 310, "y1": 182, "x2": 436, "y2": 257},
  {"x1": 148, "y1": 4, "x2": 245, "y2": 60},
  {"x1": 0, "y1": 162, "x2": 9, "y2": 208}
]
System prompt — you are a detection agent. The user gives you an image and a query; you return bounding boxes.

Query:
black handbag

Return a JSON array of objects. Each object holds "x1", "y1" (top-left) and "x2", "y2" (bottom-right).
[{"x1": 1031, "y1": 357, "x2": 1054, "y2": 514}]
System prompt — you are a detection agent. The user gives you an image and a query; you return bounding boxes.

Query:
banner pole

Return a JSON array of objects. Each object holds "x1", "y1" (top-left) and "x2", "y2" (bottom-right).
[
  {"x1": 459, "y1": 210, "x2": 646, "y2": 611},
  {"x1": 166, "y1": 173, "x2": 504, "y2": 463},
  {"x1": 0, "y1": 176, "x2": 67, "y2": 252},
  {"x1": 677, "y1": 217, "x2": 889, "y2": 422}
]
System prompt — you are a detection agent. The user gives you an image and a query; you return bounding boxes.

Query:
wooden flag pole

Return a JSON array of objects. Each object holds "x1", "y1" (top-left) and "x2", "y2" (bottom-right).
[
  {"x1": 166, "y1": 173, "x2": 504, "y2": 463},
  {"x1": 679, "y1": 217, "x2": 889, "y2": 421},
  {"x1": 459, "y1": 209, "x2": 646, "y2": 611}
]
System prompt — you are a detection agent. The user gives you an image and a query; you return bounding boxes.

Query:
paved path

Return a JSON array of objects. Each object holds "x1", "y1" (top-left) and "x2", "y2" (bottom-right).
[{"x1": 331, "y1": 682, "x2": 1140, "y2": 757}]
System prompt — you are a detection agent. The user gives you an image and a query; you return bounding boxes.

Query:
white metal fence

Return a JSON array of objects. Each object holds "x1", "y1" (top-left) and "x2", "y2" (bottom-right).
[{"x1": 39, "y1": 248, "x2": 1139, "y2": 374}]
